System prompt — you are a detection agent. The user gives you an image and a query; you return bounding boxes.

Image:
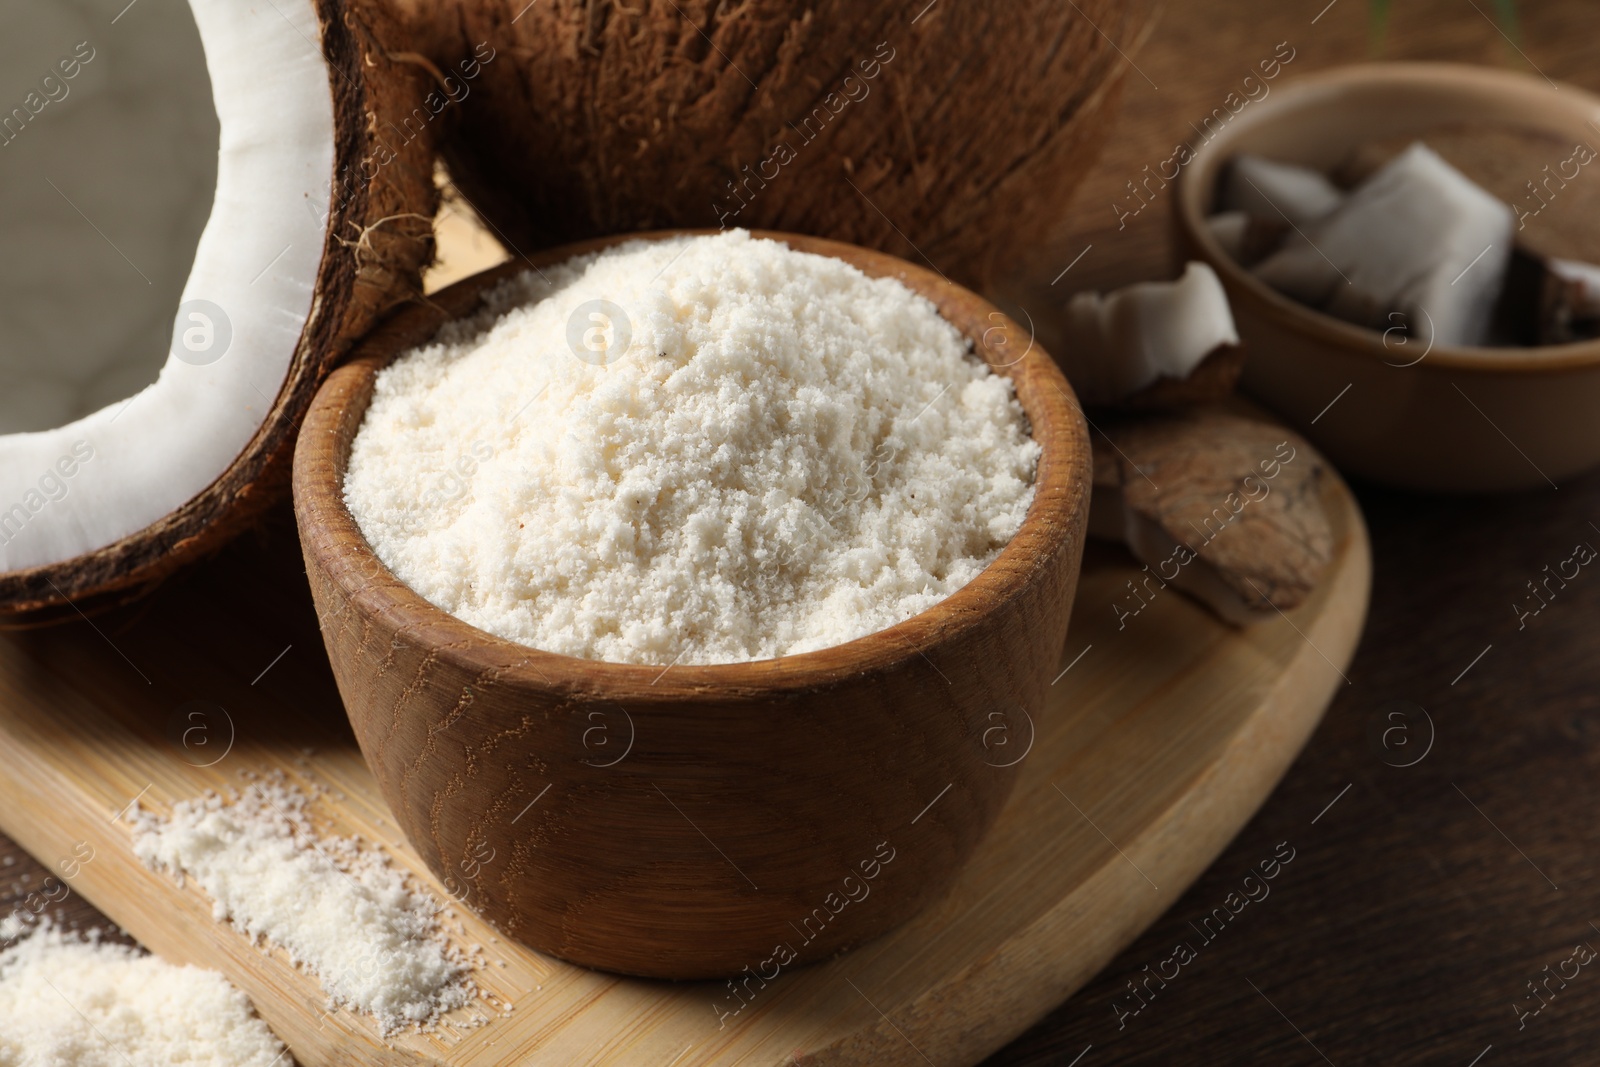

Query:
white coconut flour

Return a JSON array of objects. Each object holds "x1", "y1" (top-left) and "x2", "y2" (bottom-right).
[
  {"x1": 0, "y1": 922, "x2": 286, "y2": 1067},
  {"x1": 130, "y1": 777, "x2": 477, "y2": 1037},
  {"x1": 345, "y1": 229, "x2": 1039, "y2": 665}
]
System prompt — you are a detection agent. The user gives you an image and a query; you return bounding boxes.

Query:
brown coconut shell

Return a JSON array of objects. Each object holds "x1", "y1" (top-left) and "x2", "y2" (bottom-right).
[
  {"x1": 0, "y1": 0, "x2": 440, "y2": 626},
  {"x1": 416, "y1": 0, "x2": 1155, "y2": 291},
  {"x1": 1114, "y1": 342, "x2": 1247, "y2": 412},
  {"x1": 1090, "y1": 408, "x2": 1333, "y2": 621}
]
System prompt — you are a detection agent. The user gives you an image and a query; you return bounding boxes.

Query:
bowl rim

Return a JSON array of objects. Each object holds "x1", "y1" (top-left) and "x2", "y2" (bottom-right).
[
  {"x1": 292, "y1": 229, "x2": 1090, "y2": 702},
  {"x1": 1175, "y1": 60, "x2": 1600, "y2": 375}
]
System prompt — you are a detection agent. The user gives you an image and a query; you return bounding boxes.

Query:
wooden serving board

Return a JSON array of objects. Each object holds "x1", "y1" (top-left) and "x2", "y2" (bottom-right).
[{"x1": 0, "y1": 463, "x2": 1367, "y2": 1067}]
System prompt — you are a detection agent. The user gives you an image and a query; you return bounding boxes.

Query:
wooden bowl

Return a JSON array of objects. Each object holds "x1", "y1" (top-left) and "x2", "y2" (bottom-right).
[
  {"x1": 1176, "y1": 63, "x2": 1600, "y2": 493},
  {"x1": 291, "y1": 231, "x2": 1091, "y2": 979}
]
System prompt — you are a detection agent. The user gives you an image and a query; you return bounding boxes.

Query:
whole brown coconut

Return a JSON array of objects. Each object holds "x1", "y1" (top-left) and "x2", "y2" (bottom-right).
[
  {"x1": 422, "y1": 0, "x2": 1155, "y2": 290},
  {"x1": 0, "y1": 0, "x2": 439, "y2": 625}
]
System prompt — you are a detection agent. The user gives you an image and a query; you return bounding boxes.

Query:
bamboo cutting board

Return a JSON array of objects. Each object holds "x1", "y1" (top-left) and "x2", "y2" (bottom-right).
[{"x1": 0, "y1": 466, "x2": 1367, "y2": 1067}]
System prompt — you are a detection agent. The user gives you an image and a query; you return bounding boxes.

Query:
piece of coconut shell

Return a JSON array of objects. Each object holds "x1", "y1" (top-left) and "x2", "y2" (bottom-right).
[
  {"x1": 0, "y1": 0, "x2": 440, "y2": 626},
  {"x1": 1089, "y1": 408, "x2": 1333, "y2": 625},
  {"x1": 411, "y1": 0, "x2": 1154, "y2": 291},
  {"x1": 1494, "y1": 244, "x2": 1600, "y2": 347},
  {"x1": 1114, "y1": 342, "x2": 1247, "y2": 412}
]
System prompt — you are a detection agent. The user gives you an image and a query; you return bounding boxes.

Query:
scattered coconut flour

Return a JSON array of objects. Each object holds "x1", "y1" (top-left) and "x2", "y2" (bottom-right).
[
  {"x1": 0, "y1": 921, "x2": 285, "y2": 1067},
  {"x1": 129, "y1": 776, "x2": 477, "y2": 1037},
  {"x1": 0, "y1": 913, "x2": 29, "y2": 944},
  {"x1": 344, "y1": 229, "x2": 1039, "y2": 665}
]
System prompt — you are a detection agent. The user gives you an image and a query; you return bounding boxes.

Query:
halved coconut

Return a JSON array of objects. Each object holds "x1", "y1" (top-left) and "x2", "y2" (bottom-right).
[
  {"x1": 407, "y1": 0, "x2": 1155, "y2": 290},
  {"x1": 0, "y1": 0, "x2": 438, "y2": 623}
]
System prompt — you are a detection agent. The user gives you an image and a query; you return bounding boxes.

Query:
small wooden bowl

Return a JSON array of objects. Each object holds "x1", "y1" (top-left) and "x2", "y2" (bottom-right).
[
  {"x1": 291, "y1": 231, "x2": 1091, "y2": 979},
  {"x1": 1176, "y1": 63, "x2": 1600, "y2": 493}
]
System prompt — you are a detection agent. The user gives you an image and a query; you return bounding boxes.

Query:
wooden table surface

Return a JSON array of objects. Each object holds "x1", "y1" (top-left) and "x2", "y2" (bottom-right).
[{"x1": 5, "y1": 1, "x2": 1600, "y2": 1064}]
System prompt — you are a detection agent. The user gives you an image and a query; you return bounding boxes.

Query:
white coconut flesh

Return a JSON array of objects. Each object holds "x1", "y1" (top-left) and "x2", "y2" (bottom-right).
[
  {"x1": 1221, "y1": 154, "x2": 1343, "y2": 228},
  {"x1": 1253, "y1": 143, "x2": 1514, "y2": 347},
  {"x1": 0, "y1": 0, "x2": 333, "y2": 573},
  {"x1": 1205, "y1": 211, "x2": 1252, "y2": 261},
  {"x1": 1059, "y1": 262, "x2": 1240, "y2": 406}
]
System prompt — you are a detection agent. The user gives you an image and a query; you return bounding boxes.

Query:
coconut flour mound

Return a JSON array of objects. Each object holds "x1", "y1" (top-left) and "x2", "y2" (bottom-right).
[
  {"x1": 345, "y1": 229, "x2": 1038, "y2": 665},
  {"x1": 0, "y1": 922, "x2": 286, "y2": 1067},
  {"x1": 130, "y1": 777, "x2": 476, "y2": 1037}
]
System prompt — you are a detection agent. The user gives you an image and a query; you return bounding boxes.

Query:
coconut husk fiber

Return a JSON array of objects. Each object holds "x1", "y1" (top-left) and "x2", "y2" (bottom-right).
[{"x1": 413, "y1": 0, "x2": 1156, "y2": 290}]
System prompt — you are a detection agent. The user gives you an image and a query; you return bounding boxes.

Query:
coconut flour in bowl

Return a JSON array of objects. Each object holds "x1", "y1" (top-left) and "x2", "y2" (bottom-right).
[{"x1": 344, "y1": 230, "x2": 1038, "y2": 666}]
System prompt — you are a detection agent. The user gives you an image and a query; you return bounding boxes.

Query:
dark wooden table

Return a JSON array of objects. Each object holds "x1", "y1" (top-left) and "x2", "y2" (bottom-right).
[{"x1": 6, "y1": 2, "x2": 1600, "y2": 1064}]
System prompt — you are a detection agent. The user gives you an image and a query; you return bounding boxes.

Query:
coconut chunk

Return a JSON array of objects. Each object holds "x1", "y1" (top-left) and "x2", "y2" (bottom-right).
[
  {"x1": 1221, "y1": 154, "x2": 1343, "y2": 227},
  {"x1": 1500, "y1": 251, "x2": 1600, "y2": 345},
  {"x1": 1534, "y1": 257, "x2": 1600, "y2": 346},
  {"x1": 1333, "y1": 123, "x2": 1600, "y2": 268},
  {"x1": 1253, "y1": 142, "x2": 1513, "y2": 347},
  {"x1": 1059, "y1": 262, "x2": 1242, "y2": 407},
  {"x1": 1548, "y1": 258, "x2": 1600, "y2": 324},
  {"x1": 1206, "y1": 210, "x2": 1290, "y2": 267},
  {"x1": 1207, "y1": 211, "x2": 1251, "y2": 259},
  {"x1": 1090, "y1": 409, "x2": 1333, "y2": 626}
]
